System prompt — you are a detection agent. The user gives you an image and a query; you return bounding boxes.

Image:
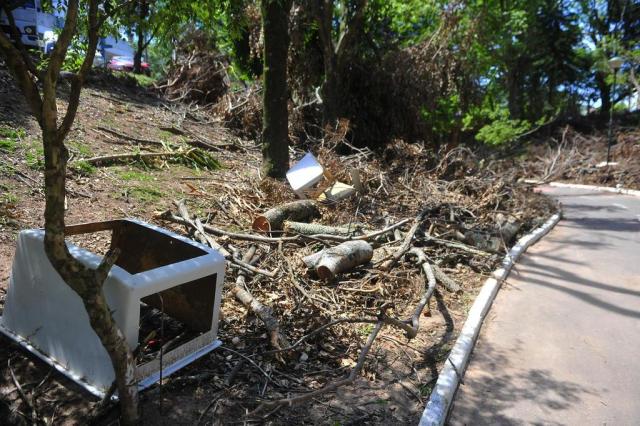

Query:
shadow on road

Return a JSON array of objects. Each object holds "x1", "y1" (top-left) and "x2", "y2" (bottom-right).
[{"x1": 449, "y1": 340, "x2": 598, "y2": 426}]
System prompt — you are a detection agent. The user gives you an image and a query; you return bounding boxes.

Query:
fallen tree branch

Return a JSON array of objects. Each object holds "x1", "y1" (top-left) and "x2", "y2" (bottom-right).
[
  {"x1": 431, "y1": 264, "x2": 461, "y2": 293},
  {"x1": 429, "y1": 237, "x2": 492, "y2": 257},
  {"x1": 95, "y1": 126, "x2": 164, "y2": 147},
  {"x1": 175, "y1": 200, "x2": 230, "y2": 258},
  {"x1": 230, "y1": 247, "x2": 289, "y2": 353},
  {"x1": 78, "y1": 151, "x2": 176, "y2": 165},
  {"x1": 405, "y1": 248, "x2": 438, "y2": 338},
  {"x1": 284, "y1": 221, "x2": 366, "y2": 236},
  {"x1": 160, "y1": 211, "x2": 302, "y2": 244},
  {"x1": 380, "y1": 211, "x2": 428, "y2": 271}
]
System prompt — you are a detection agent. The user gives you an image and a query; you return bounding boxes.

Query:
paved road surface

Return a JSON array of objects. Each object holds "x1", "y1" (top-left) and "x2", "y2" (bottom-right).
[{"x1": 448, "y1": 186, "x2": 640, "y2": 425}]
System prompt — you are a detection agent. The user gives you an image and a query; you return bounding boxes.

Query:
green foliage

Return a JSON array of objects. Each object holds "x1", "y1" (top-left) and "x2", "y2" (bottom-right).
[
  {"x1": 421, "y1": 94, "x2": 461, "y2": 137},
  {"x1": 476, "y1": 117, "x2": 531, "y2": 146}
]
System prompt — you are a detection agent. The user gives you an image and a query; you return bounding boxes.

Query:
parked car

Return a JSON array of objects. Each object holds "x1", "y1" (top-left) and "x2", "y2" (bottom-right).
[{"x1": 107, "y1": 56, "x2": 150, "y2": 74}]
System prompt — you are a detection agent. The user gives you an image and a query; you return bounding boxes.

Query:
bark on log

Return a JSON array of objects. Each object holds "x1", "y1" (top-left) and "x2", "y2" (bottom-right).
[
  {"x1": 432, "y1": 264, "x2": 461, "y2": 293},
  {"x1": 253, "y1": 200, "x2": 320, "y2": 234},
  {"x1": 303, "y1": 240, "x2": 373, "y2": 280},
  {"x1": 283, "y1": 221, "x2": 366, "y2": 236}
]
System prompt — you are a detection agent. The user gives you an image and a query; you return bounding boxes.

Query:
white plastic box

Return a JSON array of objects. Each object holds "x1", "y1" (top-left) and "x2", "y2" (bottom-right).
[{"x1": 0, "y1": 219, "x2": 225, "y2": 398}]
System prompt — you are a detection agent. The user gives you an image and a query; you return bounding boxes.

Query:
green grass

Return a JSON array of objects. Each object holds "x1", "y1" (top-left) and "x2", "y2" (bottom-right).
[
  {"x1": 70, "y1": 160, "x2": 97, "y2": 176},
  {"x1": 117, "y1": 169, "x2": 154, "y2": 181},
  {"x1": 25, "y1": 143, "x2": 44, "y2": 170},
  {"x1": 0, "y1": 125, "x2": 26, "y2": 152},
  {"x1": 112, "y1": 71, "x2": 157, "y2": 88},
  {"x1": 131, "y1": 73, "x2": 157, "y2": 88},
  {"x1": 68, "y1": 140, "x2": 93, "y2": 157},
  {"x1": 126, "y1": 186, "x2": 164, "y2": 203},
  {"x1": 0, "y1": 138, "x2": 17, "y2": 152},
  {"x1": 0, "y1": 189, "x2": 18, "y2": 205}
]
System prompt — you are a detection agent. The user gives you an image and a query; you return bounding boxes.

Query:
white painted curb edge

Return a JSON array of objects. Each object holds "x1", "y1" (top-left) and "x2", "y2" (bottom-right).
[
  {"x1": 523, "y1": 180, "x2": 640, "y2": 197},
  {"x1": 418, "y1": 211, "x2": 562, "y2": 426}
]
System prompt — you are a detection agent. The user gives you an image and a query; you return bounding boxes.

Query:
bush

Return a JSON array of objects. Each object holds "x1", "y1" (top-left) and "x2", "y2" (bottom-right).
[{"x1": 475, "y1": 118, "x2": 531, "y2": 146}]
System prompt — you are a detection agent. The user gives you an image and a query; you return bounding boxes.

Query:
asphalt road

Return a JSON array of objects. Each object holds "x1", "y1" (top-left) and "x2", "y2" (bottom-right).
[{"x1": 448, "y1": 186, "x2": 640, "y2": 426}]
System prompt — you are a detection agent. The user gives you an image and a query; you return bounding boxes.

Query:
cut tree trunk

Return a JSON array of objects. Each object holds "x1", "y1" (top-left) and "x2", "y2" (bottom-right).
[
  {"x1": 253, "y1": 200, "x2": 320, "y2": 234},
  {"x1": 303, "y1": 240, "x2": 373, "y2": 280}
]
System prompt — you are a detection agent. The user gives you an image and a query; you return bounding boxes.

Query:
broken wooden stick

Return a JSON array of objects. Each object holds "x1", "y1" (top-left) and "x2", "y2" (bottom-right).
[
  {"x1": 175, "y1": 200, "x2": 231, "y2": 258},
  {"x1": 252, "y1": 200, "x2": 320, "y2": 234},
  {"x1": 303, "y1": 240, "x2": 374, "y2": 280},
  {"x1": 230, "y1": 247, "x2": 289, "y2": 353}
]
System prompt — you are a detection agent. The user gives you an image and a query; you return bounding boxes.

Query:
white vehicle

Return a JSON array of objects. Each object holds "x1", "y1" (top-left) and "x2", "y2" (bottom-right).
[
  {"x1": 97, "y1": 36, "x2": 135, "y2": 66},
  {"x1": 0, "y1": 0, "x2": 60, "y2": 52}
]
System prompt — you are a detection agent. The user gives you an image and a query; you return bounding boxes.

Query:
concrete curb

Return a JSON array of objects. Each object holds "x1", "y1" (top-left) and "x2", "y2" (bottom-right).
[
  {"x1": 523, "y1": 180, "x2": 640, "y2": 197},
  {"x1": 419, "y1": 212, "x2": 562, "y2": 426}
]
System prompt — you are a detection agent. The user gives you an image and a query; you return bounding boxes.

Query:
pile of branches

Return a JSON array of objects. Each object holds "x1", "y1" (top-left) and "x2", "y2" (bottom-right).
[
  {"x1": 153, "y1": 142, "x2": 555, "y2": 421},
  {"x1": 158, "y1": 29, "x2": 230, "y2": 104},
  {"x1": 522, "y1": 125, "x2": 640, "y2": 189}
]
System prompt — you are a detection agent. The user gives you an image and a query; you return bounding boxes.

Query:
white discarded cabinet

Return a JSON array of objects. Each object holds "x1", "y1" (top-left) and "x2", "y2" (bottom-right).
[{"x1": 0, "y1": 219, "x2": 225, "y2": 398}]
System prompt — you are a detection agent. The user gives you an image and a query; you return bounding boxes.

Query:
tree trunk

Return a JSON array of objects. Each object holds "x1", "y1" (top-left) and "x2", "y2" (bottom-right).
[
  {"x1": 41, "y1": 130, "x2": 139, "y2": 424},
  {"x1": 133, "y1": 0, "x2": 148, "y2": 74},
  {"x1": 261, "y1": 0, "x2": 292, "y2": 178},
  {"x1": 315, "y1": 0, "x2": 338, "y2": 127}
]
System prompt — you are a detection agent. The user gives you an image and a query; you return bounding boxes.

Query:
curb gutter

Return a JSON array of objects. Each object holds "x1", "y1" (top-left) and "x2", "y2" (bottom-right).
[
  {"x1": 419, "y1": 212, "x2": 562, "y2": 426},
  {"x1": 523, "y1": 180, "x2": 640, "y2": 197}
]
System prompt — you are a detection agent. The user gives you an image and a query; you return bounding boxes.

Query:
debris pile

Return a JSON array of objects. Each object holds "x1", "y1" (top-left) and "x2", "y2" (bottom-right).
[
  {"x1": 154, "y1": 143, "x2": 555, "y2": 421},
  {"x1": 159, "y1": 30, "x2": 230, "y2": 104},
  {"x1": 521, "y1": 125, "x2": 640, "y2": 189}
]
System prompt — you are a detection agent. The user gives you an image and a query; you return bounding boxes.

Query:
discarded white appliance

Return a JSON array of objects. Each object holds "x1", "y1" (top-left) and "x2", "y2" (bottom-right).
[
  {"x1": 0, "y1": 219, "x2": 225, "y2": 398},
  {"x1": 286, "y1": 152, "x2": 324, "y2": 197}
]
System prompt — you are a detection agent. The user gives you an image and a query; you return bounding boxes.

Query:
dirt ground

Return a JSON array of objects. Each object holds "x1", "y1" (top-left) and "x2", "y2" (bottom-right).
[{"x1": 0, "y1": 67, "x2": 556, "y2": 425}]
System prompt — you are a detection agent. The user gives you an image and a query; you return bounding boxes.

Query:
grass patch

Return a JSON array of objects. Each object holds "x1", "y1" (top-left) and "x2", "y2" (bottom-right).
[
  {"x1": 126, "y1": 186, "x2": 164, "y2": 203},
  {"x1": 25, "y1": 143, "x2": 44, "y2": 170},
  {"x1": 0, "y1": 185, "x2": 19, "y2": 205},
  {"x1": 434, "y1": 343, "x2": 453, "y2": 363},
  {"x1": 0, "y1": 125, "x2": 26, "y2": 152},
  {"x1": 131, "y1": 73, "x2": 157, "y2": 87},
  {"x1": 0, "y1": 138, "x2": 17, "y2": 152},
  {"x1": 69, "y1": 140, "x2": 93, "y2": 157},
  {"x1": 117, "y1": 169, "x2": 154, "y2": 181},
  {"x1": 70, "y1": 160, "x2": 97, "y2": 176}
]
